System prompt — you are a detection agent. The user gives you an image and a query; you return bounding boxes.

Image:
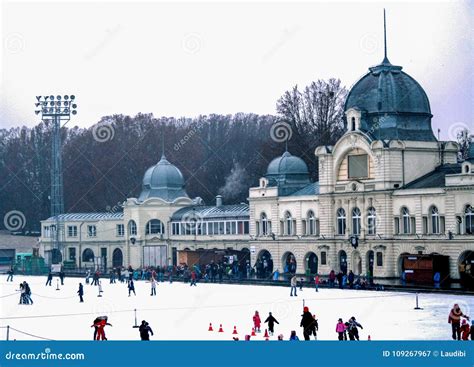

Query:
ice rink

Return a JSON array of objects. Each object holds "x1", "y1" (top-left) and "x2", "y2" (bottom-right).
[{"x1": 1, "y1": 276, "x2": 472, "y2": 341}]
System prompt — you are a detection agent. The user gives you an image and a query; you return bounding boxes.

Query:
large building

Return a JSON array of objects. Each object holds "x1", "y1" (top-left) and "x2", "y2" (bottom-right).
[{"x1": 39, "y1": 40, "x2": 474, "y2": 284}]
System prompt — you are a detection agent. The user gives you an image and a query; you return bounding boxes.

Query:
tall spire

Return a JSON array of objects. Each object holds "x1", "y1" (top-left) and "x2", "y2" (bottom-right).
[
  {"x1": 382, "y1": 8, "x2": 390, "y2": 64},
  {"x1": 160, "y1": 131, "x2": 166, "y2": 160}
]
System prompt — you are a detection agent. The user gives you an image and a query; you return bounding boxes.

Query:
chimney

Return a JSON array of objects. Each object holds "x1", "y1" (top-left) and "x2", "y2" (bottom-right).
[{"x1": 216, "y1": 195, "x2": 223, "y2": 207}]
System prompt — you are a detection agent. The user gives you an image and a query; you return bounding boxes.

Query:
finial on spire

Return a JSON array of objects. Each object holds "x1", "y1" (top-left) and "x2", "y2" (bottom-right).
[
  {"x1": 382, "y1": 8, "x2": 390, "y2": 64},
  {"x1": 161, "y1": 131, "x2": 166, "y2": 160}
]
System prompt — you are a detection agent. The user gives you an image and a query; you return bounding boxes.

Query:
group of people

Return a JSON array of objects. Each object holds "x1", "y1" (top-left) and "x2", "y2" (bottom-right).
[
  {"x1": 18, "y1": 281, "x2": 33, "y2": 304},
  {"x1": 90, "y1": 316, "x2": 153, "y2": 341},
  {"x1": 335, "y1": 317, "x2": 363, "y2": 340},
  {"x1": 448, "y1": 303, "x2": 472, "y2": 340}
]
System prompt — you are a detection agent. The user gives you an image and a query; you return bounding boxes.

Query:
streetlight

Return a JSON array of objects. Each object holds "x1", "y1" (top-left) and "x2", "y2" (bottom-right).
[{"x1": 35, "y1": 95, "x2": 78, "y2": 264}]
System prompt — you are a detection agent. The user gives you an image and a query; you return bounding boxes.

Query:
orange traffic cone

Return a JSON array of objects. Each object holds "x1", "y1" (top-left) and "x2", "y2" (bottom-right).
[
  {"x1": 251, "y1": 328, "x2": 256, "y2": 336},
  {"x1": 264, "y1": 329, "x2": 269, "y2": 338},
  {"x1": 218, "y1": 324, "x2": 224, "y2": 333},
  {"x1": 208, "y1": 323, "x2": 213, "y2": 331},
  {"x1": 232, "y1": 326, "x2": 238, "y2": 335}
]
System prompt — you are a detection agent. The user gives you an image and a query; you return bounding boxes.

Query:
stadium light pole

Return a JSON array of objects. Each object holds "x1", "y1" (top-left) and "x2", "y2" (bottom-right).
[{"x1": 35, "y1": 95, "x2": 78, "y2": 264}]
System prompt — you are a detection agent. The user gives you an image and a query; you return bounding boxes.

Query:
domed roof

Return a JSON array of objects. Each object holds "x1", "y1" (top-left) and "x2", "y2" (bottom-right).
[
  {"x1": 344, "y1": 58, "x2": 436, "y2": 142},
  {"x1": 138, "y1": 154, "x2": 188, "y2": 202},
  {"x1": 265, "y1": 150, "x2": 311, "y2": 196},
  {"x1": 266, "y1": 151, "x2": 309, "y2": 176}
]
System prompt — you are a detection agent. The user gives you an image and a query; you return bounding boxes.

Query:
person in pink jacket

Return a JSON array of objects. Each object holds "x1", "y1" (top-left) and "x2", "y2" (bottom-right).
[
  {"x1": 336, "y1": 318, "x2": 346, "y2": 341},
  {"x1": 253, "y1": 311, "x2": 261, "y2": 333}
]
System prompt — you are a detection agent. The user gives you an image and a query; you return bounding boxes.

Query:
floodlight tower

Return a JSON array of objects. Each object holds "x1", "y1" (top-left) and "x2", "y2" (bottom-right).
[{"x1": 35, "y1": 95, "x2": 77, "y2": 264}]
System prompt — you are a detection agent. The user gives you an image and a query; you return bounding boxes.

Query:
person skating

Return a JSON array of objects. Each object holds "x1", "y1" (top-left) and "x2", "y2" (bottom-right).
[
  {"x1": 59, "y1": 270, "x2": 65, "y2": 285},
  {"x1": 460, "y1": 319, "x2": 470, "y2": 340},
  {"x1": 190, "y1": 270, "x2": 197, "y2": 286},
  {"x1": 23, "y1": 281, "x2": 33, "y2": 304},
  {"x1": 139, "y1": 320, "x2": 154, "y2": 340},
  {"x1": 311, "y1": 314, "x2": 319, "y2": 340},
  {"x1": 264, "y1": 312, "x2": 279, "y2": 335},
  {"x1": 314, "y1": 274, "x2": 320, "y2": 292},
  {"x1": 128, "y1": 279, "x2": 136, "y2": 296},
  {"x1": 150, "y1": 277, "x2": 157, "y2": 296},
  {"x1": 347, "y1": 316, "x2": 363, "y2": 340},
  {"x1": 336, "y1": 318, "x2": 346, "y2": 341},
  {"x1": 300, "y1": 306, "x2": 317, "y2": 341},
  {"x1": 348, "y1": 270, "x2": 355, "y2": 289},
  {"x1": 336, "y1": 271, "x2": 343, "y2": 289},
  {"x1": 328, "y1": 270, "x2": 336, "y2": 288},
  {"x1": 91, "y1": 271, "x2": 100, "y2": 286},
  {"x1": 299, "y1": 277, "x2": 304, "y2": 291},
  {"x1": 78, "y1": 283, "x2": 84, "y2": 302},
  {"x1": 290, "y1": 275, "x2": 297, "y2": 296},
  {"x1": 449, "y1": 303, "x2": 470, "y2": 340},
  {"x1": 18, "y1": 283, "x2": 25, "y2": 304},
  {"x1": 253, "y1": 311, "x2": 261, "y2": 333},
  {"x1": 92, "y1": 316, "x2": 112, "y2": 340},
  {"x1": 289, "y1": 330, "x2": 299, "y2": 341},
  {"x1": 6, "y1": 266, "x2": 14, "y2": 282},
  {"x1": 470, "y1": 320, "x2": 474, "y2": 340},
  {"x1": 85, "y1": 269, "x2": 91, "y2": 284},
  {"x1": 45, "y1": 271, "x2": 53, "y2": 286}
]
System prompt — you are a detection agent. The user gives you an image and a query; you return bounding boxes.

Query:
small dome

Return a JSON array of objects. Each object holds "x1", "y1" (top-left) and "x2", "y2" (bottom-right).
[
  {"x1": 345, "y1": 59, "x2": 436, "y2": 141},
  {"x1": 266, "y1": 151, "x2": 309, "y2": 176},
  {"x1": 139, "y1": 154, "x2": 188, "y2": 202}
]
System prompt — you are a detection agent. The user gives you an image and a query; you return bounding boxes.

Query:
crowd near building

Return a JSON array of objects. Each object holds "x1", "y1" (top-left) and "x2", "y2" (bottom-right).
[{"x1": 39, "y1": 40, "x2": 474, "y2": 286}]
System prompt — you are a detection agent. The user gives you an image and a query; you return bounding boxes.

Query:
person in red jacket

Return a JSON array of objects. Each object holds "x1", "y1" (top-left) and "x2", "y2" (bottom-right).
[
  {"x1": 253, "y1": 311, "x2": 261, "y2": 333},
  {"x1": 448, "y1": 303, "x2": 469, "y2": 340},
  {"x1": 190, "y1": 271, "x2": 197, "y2": 286},
  {"x1": 314, "y1": 274, "x2": 320, "y2": 292},
  {"x1": 460, "y1": 319, "x2": 470, "y2": 341},
  {"x1": 92, "y1": 316, "x2": 112, "y2": 340}
]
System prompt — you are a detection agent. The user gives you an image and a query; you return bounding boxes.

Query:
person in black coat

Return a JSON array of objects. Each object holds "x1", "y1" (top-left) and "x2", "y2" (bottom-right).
[
  {"x1": 128, "y1": 279, "x2": 136, "y2": 296},
  {"x1": 45, "y1": 272, "x2": 53, "y2": 286},
  {"x1": 264, "y1": 312, "x2": 280, "y2": 335},
  {"x1": 347, "y1": 316, "x2": 363, "y2": 340},
  {"x1": 77, "y1": 283, "x2": 84, "y2": 302},
  {"x1": 59, "y1": 270, "x2": 65, "y2": 285},
  {"x1": 336, "y1": 272, "x2": 343, "y2": 289},
  {"x1": 300, "y1": 307, "x2": 317, "y2": 341},
  {"x1": 139, "y1": 320, "x2": 154, "y2": 340}
]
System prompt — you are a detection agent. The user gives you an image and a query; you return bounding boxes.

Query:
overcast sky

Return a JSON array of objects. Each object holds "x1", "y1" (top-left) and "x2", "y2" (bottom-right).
[{"x1": 1, "y1": 0, "x2": 472, "y2": 140}]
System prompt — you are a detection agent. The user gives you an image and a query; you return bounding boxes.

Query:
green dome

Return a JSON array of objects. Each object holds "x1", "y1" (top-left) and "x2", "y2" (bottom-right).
[
  {"x1": 266, "y1": 151, "x2": 309, "y2": 176},
  {"x1": 138, "y1": 154, "x2": 188, "y2": 202},
  {"x1": 265, "y1": 151, "x2": 311, "y2": 196},
  {"x1": 345, "y1": 59, "x2": 436, "y2": 141}
]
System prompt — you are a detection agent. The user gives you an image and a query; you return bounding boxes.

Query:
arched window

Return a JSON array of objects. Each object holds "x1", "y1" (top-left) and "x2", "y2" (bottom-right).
[
  {"x1": 307, "y1": 210, "x2": 316, "y2": 235},
  {"x1": 284, "y1": 211, "x2": 293, "y2": 236},
  {"x1": 145, "y1": 219, "x2": 165, "y2": 235},
  {"x1": 465, "y1": 205, "x2": 473, "y2": 234},
  {"x1": 352, "y1": 207, "x2": 361, "y2": 235},
  {"x1": 337, "y1": 208, "x2": 346, "y2": 235},
  {"x1": 351, "y1": 117, "x2": 356, "y2": 131},
  {"x1": 367, "y1": 207, "x2": 376, "y2": 235},
  {"x1": 82, "y1": 248, "x2": 94, "y2": 262},
  {"x1": 402, "y1": 207, "x2": 411, "y2": 234},
  {"x1": 260, "y1": 212, "x2": 269, "y2": 236},
  {"x1": 431, "y1": 206, "x2": 440, "y2": 234},
  {"x1": 128, "y1": 220, "x2": 137, "y2": 236}
]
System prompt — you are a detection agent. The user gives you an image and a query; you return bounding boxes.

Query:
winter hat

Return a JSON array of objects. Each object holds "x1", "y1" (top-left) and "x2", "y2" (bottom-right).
[
  {"x1": 338, "y1": 318, "x2": 343, "y2": 322},
  {"x1": 303, "y1": 306, "x2": 309, "y2": 312},
  {"x1": 462, "y1": 319, "x2": 467, "y2": 325}
]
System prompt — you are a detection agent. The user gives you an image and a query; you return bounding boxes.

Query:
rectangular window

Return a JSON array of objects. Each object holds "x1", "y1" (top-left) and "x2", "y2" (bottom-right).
[
  {"x1": 440, "y1": 216, "x2": 445, "y2": 234},
  {"x1": 87, "y1": 225, "x2": 97, "y2": 237},
  {"x1": 202, "y1": 222, "x2": 207, "y2": 235},
  {"x1": 68, "y1": 247, "x2": 76, "y2": 261},
  {"x1": 225, "y1": 222, "x2": 231, "y2": 235},
  {"x1": 321, "y1": 251, "x2": 327, "y2": 265},
  {"x1": 116, "y1": 224, "x2": 124, "y2": 237},
  {"x1": 410, "y1": 217, "x2": 416, "y2": 234},
  {"x1": 67, "y1": 225, "x2": 77, "y2": 237},
  {"x1": 348, "y1": 154, "x2": 368, "y2": 179},
  {"x1": 302, "y1": 220, "x2": 307, "y2": 235},
  {"x1": 244, "y1": 221, "x2": 249, "y2": 234},
  {"x1": 218, "y1": 222, "x2": 225, "y2": 235},
  {"x1": 394, "y1": 217, "x2": 400, "y2": 235},
  {"x1": 376, "y1": 252, "x2": 383, "y2": 266},
  {"x1": 43, "y1": 226, "x2": 51, "y2": 238},
  {"x1": 231, "y1": 221, "x2": 236, "y2": 235},
  {"x1": 315, "y1": 220, "x2": 320, "y2": 236},
  {"x1": 422, "y1": 216, "x2": 428, "y2": 234}
]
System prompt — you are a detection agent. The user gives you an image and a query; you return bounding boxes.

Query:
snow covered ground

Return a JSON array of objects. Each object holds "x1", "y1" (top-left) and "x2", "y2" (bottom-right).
[{"x1": 0, "y1": 276, "x2": 472, "y2": 341}]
